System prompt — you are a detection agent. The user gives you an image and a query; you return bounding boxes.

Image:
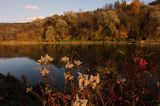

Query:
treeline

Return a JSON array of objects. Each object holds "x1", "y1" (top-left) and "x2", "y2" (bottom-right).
[{"x1": 0, "y1": 0, "x2": 159, "y2": 42}]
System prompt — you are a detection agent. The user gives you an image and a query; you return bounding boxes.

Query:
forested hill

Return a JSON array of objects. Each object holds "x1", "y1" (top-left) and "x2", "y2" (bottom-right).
[{"x1": 0, "y1": 0, "x2": 159, "y2": 42}]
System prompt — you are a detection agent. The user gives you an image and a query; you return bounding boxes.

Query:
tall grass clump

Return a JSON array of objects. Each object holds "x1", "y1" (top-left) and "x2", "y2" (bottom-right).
[{"x1": 26, "y1": 49, "x2": 160, "y2": 106}]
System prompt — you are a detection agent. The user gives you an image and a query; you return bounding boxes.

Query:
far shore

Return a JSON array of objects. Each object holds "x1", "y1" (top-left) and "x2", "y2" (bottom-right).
[{"x1": 0, "y1": 41, "x2": 160, "y2": 45}]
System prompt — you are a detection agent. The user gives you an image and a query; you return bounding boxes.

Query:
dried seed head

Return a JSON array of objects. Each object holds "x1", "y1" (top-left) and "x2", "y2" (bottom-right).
[
  {"x1": 72, "y1": 94, "x2": 88, "y2": 106},
  {"x1": 65, "y1": 62, "x2": 74, "y2": 69},
  {"x1": 61, "y1": 56, "x2": 69, "y2": 63},
  {"x1": 74, "y1": 60, "x2": 82, "y2": 67},
  {"x1": 41, "y1": 67, "x2": 49, "y2": 76},
  {"x1": 26, "y1": 87, "x2": 32, "y2": 93},
  {"x1": 37, "y1": 54, "x2": 53, "y2": 64}
]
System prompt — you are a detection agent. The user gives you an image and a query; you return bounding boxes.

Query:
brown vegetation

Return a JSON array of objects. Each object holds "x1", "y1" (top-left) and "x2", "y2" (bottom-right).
[{"x1": 0, "y1": 0, "x2": 159, "y2": 42}]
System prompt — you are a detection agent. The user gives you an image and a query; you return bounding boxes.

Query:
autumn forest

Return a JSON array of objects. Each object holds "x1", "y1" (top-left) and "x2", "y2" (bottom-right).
[{"x1": 0, "y1": 0, "x2": 159, "y2": 42}]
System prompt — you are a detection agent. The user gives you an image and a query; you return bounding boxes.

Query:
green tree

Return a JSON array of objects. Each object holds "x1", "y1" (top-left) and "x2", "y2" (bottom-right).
[
  {"x1": 104, "y1": 10, "x2": 120, "y2": 37},
  {"x1": 55, "y1": 19, "x2": 69, "y2": 40},
  {"x1": 45, "y1": 26, "x2": 57, "y2": 41},
  {"x1": 147, "y1": 5, "x2": 160, "y2": 39}
]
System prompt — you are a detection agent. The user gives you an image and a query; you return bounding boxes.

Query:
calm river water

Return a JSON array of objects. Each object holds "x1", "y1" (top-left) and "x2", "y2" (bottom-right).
[{"x1": 0, "y1": 44, "x2": 160, "y2": 88}]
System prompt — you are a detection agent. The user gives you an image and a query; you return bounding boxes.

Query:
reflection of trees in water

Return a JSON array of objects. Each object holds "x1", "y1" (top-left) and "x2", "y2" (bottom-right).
[
  {"x1": 0, "y1": 45, "x2": 45, "y2": 60},
  {"x1": 0, "y1": 44, "x2": 160, "y2": 69}
]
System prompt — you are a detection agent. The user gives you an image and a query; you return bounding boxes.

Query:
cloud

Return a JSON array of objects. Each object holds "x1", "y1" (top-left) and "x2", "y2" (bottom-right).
[
  {"x1": 27, "y1": 16, "x2": 45, "y2": 21},
  {"x1": 25, "y1": 5, "x2": 39, "y2": 11},
  {"x1": 127, "y1": 1, "x2": 132, "y2": 5}
]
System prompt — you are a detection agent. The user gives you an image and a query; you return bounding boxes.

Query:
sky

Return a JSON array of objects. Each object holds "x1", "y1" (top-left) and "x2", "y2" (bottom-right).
[{"x1": 0, "y1": 0, "x2": 154, "y2": 23}]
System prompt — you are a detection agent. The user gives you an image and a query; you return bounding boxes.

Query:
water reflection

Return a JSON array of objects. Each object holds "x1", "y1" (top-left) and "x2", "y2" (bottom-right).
[
  {"x1": 0, "y1": 57, "x2": 41, "y2": 85},
  {"x1": 0, "y1": 44, "x2": 160, "y2": 86}
]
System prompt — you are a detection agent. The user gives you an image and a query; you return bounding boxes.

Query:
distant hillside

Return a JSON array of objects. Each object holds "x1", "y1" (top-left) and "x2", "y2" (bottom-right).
[{"x1": 0, "y1": 0, "x2": 159, "y2": 42}]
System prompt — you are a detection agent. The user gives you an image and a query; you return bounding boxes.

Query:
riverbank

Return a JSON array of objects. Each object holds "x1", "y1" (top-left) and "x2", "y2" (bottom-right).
[
  {"x1": 0, "y1": 40, "x2": 160, "y2": 45},
  {"x1": 0, "y1": 73, "x2": 40, "y2": 105}
]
